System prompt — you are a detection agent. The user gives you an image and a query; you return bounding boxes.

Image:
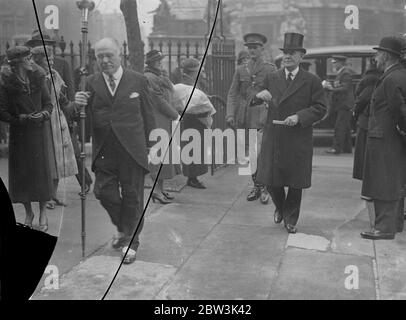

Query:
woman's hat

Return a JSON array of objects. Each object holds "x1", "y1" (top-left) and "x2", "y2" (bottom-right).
[
  {"x1": 279, "y1": 32, "x2": 306, "y2": 54},
  {"x1": 237, "y1": 50, "x2": 249, "y2": 63},
  {"x1": 25, "y1": 29, "x2": 56, "y2": 48},
  {"x1": 6, "y1": 46, "x2": 31, "y2": 63},
  {"x1": 373, "y1": 36, "x2": 403, "y2": 57},
  {"x1": 181, "y1": 58, "x2": 200, "y2": 72},
  {"x1": 145, "y1": 50, "x2": 164, "y2": 65}
]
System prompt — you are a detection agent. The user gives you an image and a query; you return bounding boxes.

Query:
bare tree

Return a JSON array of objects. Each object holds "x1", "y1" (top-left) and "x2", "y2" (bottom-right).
[{"x1": 120, "y1": 0, "x2": 144, "y2": 72}]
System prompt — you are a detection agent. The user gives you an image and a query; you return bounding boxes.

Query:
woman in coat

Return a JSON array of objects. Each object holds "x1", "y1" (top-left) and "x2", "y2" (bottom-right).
[
  {"x1": 173, "y1": 58, "x2": 215, "y2": 189},
  {"x1": 30, "y1": 43, "x2": 78, "y2": 210},
  {"x1": 144, "y1": 50, "x2": 180, "y2": 204},
  {"x1": 0, "y1": 46, "x2": 54, "y2": 231}
]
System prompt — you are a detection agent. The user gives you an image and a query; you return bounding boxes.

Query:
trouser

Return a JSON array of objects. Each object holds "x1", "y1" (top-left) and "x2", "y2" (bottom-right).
[
  {"x1": 269, "y1": 187, "x2": 303, "y2": 226},
  {"x1": 93, "y1": 132, "x2": 145, "y2": 250},
  {"x1": 70, "y1": 125, "x2": 93, "y2": 188},
  {"x1": 332, "y1": 109, "x2": 352, "y2": 153},
  {"x1": 373, "y1": 199, "x2": 400, "y2": 234},
  {"x1": 397, "y1": 198, "x2": 404, "y2": 233},
  {"x1": 249, "y1": 129, "x2": 263, "y2": 186}
]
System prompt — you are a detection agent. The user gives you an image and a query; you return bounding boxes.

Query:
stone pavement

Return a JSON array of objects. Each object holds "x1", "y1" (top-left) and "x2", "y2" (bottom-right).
[{"x1": 1, "y1": 150, "x2": 405, "y2": 300}]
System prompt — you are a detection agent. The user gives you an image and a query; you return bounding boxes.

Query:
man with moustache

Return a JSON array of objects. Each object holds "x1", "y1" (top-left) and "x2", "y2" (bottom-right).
[
  {"x1": 226, "y1": 33, "x2": 277, "y2": 204},
  {"x1": 255, "y1": 33, "x2": 327, "y2": 234},
  {"x1": 360, "y1": 36, "x2": 406, "y2": 240},
  {"x1": 75, "y1": 38, "x2": 156, "y2": 263}
]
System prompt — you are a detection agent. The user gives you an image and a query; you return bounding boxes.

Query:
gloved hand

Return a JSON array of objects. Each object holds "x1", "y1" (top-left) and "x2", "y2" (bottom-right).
[{"x1": 27, "y1": 111, "x2": 49, "y2": 125}]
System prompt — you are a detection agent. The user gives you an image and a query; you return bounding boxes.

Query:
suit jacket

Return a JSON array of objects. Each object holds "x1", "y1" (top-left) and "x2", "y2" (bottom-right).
[
  {"x1": 362, "y1": 63, "x2": 406, "y2": 201},
  {"x1": 256, "y1": 68, "x2": 327, "y2": 188},
  {"x1": 85, "y1": 68, "x2": 156, "y2": 172},
  {"x1": 226, "y1": 58, "x2": 277, "y2": 128},
  {"x1": 53, "y1": 57, "x2": 75, "y2": 101},
  {"x1": 329, "y1": 66, "x2": 354, "y2": 111}
]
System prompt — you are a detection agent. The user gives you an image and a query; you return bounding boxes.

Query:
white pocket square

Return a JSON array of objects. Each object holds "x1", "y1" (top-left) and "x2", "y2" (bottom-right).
[{"x1": 129, "y1": 92, "x2": 139, "y2": 99}]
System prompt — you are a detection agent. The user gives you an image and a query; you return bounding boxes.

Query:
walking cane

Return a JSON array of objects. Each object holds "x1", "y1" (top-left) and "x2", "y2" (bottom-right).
[{"x1": 76, "y1": 0, "x2": 95, "y2": 258}]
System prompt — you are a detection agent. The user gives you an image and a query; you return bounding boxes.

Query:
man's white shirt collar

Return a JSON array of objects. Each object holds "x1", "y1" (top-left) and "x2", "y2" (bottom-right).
[
  {"x1": 102, "y1": 66, "x2": 123, "y2": 96},
  {"x1": 284, "y1": 67, "x2": 299, "y2": 80}
]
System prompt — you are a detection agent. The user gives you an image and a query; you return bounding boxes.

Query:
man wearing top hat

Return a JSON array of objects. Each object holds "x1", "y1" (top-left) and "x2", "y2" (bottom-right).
[
  {"x1": 255, "y1": 32, "x2": 327, "y2": 234},
  {"x1": 226, "y1": 33, "x2": 277, "y2": 204},
  {"x1": 360, "y1": 36, "x2": 406, "y2": 240},
  {"x1": 324, "y1": 55, "x2": 355, "y2": 155}
]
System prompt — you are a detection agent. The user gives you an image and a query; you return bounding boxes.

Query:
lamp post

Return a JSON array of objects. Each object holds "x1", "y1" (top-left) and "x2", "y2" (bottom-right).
[{"x1": 76, "y1": 0, "x2": 95, "y2": 259}]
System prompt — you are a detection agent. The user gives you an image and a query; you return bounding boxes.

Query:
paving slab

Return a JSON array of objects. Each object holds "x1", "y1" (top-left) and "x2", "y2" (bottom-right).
[
  {"x1": 269, "y1": 248, "x2": 376, "y2": 300},
  {"x1": 157, "y1": 224, "x2": 288, "y2": 300},
  {"x1": 34, "y1": 256, "x2": 176, "y2": 300},
  {"x1": 286, "y1": 233, "x2": 330, "y2": 251},
  {"x1": 374, "y1": 232, "x2": 406, "y2": 300}
]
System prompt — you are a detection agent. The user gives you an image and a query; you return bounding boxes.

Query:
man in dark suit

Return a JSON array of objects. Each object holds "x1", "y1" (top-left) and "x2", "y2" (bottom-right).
[
  {"x1": 361, "y1": 36, "x2": 406, "y2": 240},
  {"x1": 75, "y1": 38, "x2": 156, "y2": 264},
  {"x1": 324, "y1": 55, "x2": 355, "y2": 155},
  {"x1": 256, "y1": 33, "x2": 327, "y2": 234}
]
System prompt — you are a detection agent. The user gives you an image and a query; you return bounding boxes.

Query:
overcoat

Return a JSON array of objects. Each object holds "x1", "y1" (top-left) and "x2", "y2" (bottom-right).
[
  {"x1": 226, "y1": 58, "x2": 277, "y2": 128},
  {"x1": 144, "y1": 66, "x2": 179, "y2": 180},
  {"x1": 84, "y1": 69, "x2": 156, "y2": 173},
  {"x1": 0, "y1": 64, "x2": 54, "y2": 203},
  {"x1": 256, "y1": 68, "x2": 327, "y2": 189},
  {"x1": 330, "y1": 66, "x2": 354, "y2": 111},
  {"x1": 361, "y1": 63, "x2": 406, "y2": 201}
]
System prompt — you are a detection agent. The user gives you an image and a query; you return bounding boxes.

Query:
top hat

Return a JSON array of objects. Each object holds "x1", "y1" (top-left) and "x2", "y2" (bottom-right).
[
  {"x1": 25, "y1": 29, "x2": 55, "y2": 48},
  {"x1": 145, "y1": 50, "x2": 164, "y2": 65},
  {"x1": 181, "y1": 58, "x2": 200, "y2": 72},
  {"x1": 6, "y1": 46, "x2": 31, "y2": 63},
  {"x1": 373, "y1": 36, "x2": 403, "y2": 57},
  {"x1": 330, "y1": 55, "x2": 347, "y2": 62},
  {"x1": 279, "y1": 32, "x2": 306, "y2": 54},
  {"x1": 243, "y1": 33, "x2": 267, "y2": 47}
]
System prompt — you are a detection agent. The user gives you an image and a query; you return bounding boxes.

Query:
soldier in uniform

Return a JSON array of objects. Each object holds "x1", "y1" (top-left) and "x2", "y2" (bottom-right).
[
  {"x1": 324, "y1": 55, "x2": 355, "y2": 155},
  {"x1": 226, "y1": 33, "x2": 277, "y2": 204}
]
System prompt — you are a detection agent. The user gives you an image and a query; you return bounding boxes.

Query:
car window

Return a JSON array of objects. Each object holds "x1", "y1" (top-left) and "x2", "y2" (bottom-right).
[{"x1": 327, "y1": 57, "x2": 363, "y2": 76}]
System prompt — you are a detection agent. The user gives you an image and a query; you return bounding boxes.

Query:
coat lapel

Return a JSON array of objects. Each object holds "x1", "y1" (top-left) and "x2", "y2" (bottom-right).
[
  {"x1": 91, "y1": 72, "x2": 114, "y2": 104},
  {"x1": 280, "y1": 69, "x2": 306, "y2": 104},
  {"x1": 375, "y1": 63, "x2": 402, "y2": 88},
  {"x1": 274, "y1": 69, "x2": 287, "y2": 95}
]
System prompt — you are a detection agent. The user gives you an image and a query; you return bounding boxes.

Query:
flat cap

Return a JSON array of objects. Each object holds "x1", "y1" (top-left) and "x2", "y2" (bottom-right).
[
  {"x1": 6, "y1": 46, "x2": 31, "y2": 62},
  {"x1": 25, "y1": 29, "x2": 55, "y2": 47}
]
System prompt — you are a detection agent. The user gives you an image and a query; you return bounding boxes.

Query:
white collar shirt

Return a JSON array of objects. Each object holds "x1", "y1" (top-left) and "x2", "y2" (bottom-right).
[
  {"x1": 284, "y1": 67, "x2": 299, "y2": 80},
  {"x1": 102, "y1": 66, "x2": 124, "y2": 96}
]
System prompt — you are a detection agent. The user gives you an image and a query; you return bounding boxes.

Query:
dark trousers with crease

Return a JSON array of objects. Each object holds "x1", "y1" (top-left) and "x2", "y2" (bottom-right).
[
  {"x1": 373, "y1": 199, "x2": 401, "y2": 234},
  {"x1": 269, "y1": 187, "x2": 303, "y2": 226},
  {"x1": 332, "y1": 109, "x2": 352, "y2": 153},
  {"x1": 93, "y1": 132, "x2": 145, "y2": 250}
]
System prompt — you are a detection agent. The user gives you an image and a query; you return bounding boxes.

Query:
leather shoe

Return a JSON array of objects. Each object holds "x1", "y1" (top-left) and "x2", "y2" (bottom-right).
[
  {"x1": 121, "y1": 246, "x2": 137, "y2": 265},
  {"x1": 247, "y1": 186, "x2": 261, "y2": 201},
  {"x1": 284, "y1": 223, "x2": 297, "y2": 234},
  {"x1": 260, "y1": 187, "x2": 270, "y2": 205},
  {"x1": 360, "y1": 230, "x2": 395, "y2": 240},
  {"x1": 112, "y1": 234, "x2": 126, "y2": 250},
  {"x1": 274, "y1": 209, "x2": 283, "y2": 224},
  {"x1": 187, "y1": 178, "x2": 206, "y2": 189}
]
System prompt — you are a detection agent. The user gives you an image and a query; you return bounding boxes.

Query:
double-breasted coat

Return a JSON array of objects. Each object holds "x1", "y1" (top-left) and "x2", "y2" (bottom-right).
[
  {"x1": 256, "y1": 68, "x2": 327, "y2": 189},
  {"x1": 226, "y1": 58, "x2": 277, "y2": 128},
  {"x1": 0, "y1": 64, "x2": 54, "y2": 203},
  {"x1": 84, "y1": 69, "x2": 156, "y2": 173},
  {"x1": 361, "y1": 63, "x2": 406, "y2": 201}
]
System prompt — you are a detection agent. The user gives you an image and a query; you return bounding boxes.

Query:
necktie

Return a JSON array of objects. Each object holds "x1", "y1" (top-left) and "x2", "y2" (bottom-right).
[
  {"x1": 108, "y1": 75, "x2": 116, "y2": 93},
  {"x1": 286, "y1": 72, "x2": 293, "y2": 86}
]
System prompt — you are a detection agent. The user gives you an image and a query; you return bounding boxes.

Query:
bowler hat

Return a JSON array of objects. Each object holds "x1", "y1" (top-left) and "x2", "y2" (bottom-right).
[
  {"x1": 6, "y1": 46, "x2": 31, "y2": 63},
  {"x1": 25, "y1": 29, "x2": 55, "y2": 48},
  {"x1": 181, "y1": 58, "x2": 200, "y2": 72},
  {"x1": 279, "y1": 32, "x2": 306, "y2": 54},
  {"x1": 243, "y1": 33, "x2": 267, "y2": 46},
  {"x1": 373, "y1": 36, "x2": 403, "y2": 57},
  {"x1": 145, "y1": 50, "x2": 164, "y2": 65}
]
